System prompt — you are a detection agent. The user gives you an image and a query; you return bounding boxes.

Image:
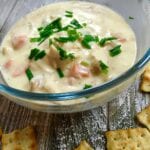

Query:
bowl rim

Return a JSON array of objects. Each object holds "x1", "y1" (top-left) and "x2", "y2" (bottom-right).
[{"x1": 0, "y1": 48, "x2": 149, "y2": 101}]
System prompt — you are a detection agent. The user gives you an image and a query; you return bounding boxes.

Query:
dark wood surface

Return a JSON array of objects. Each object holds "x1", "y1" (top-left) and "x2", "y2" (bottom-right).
[{"x1": 0, "y1": 0, "x2": 149, "y2": 149}]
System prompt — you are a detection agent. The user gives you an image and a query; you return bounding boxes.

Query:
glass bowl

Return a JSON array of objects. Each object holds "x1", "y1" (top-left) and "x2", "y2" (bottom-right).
[{"x1": 0, "y1": 0, "x2": 149, "y2": 113}]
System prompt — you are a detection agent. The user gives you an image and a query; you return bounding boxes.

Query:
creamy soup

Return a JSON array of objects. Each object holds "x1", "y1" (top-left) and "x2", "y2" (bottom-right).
[{"x1": 0, "y1": 1, "x2": 137, "y2": 93}]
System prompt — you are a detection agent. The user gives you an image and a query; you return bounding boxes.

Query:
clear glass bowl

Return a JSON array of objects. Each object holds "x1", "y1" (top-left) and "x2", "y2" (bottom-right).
[{"x1": 0, "y1": 0, "x2": 149, "y2": 113}]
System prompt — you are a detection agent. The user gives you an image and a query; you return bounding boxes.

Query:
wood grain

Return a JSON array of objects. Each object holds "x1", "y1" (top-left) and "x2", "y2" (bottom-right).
[{"x1": 0, "y1": 0, "x2": 149, "y2": 150}]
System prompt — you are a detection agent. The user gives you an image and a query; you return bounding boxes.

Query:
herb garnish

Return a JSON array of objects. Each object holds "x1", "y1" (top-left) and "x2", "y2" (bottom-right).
[
  {"x1": 129, "y1": 16, "x2": 134, "y2": 20},
  {"x1": 83, "y1": 84, "x2": 93, "y2": 89},
  {"x1": 29, "y1": 48, "x2": 40, "y2": 59},
  {"x1": 55, "y1": 28, "x2": 80, "y2": 43},
  {"x1": 30, "y1": 18, "x2": 62, "y2": 45},
  {"x1": 109, "y1": 45, "x2": 122, "y2": 57},
  {"x1": 99, "y1": 37, "x2": 117, "y2": 47},
  {"x1": 49, "y1": 39, "x2": 53, "y2": 46},
  {"x1": 56, "y1": 46, "x2": 75, "y2": 60},
  {"x1": 81, "y1": 61, "x2": 89, "y2": 67},
  {"x1": 29, "y1": 48, "x2": 46, "y2": 61},
  {"x1": 70, "y1": 19, "x2": 83, "y2": 29},
  {"x1": 99, "y1": 60, "x2": 109, "y2": 73},
  {"x1": 65, "y1": 10, "x2": 73, "y2": 18},
  {"x1": 57, "y1": 68, "x2": 64, "y2": 78},
  {"x1": 30, "y1": 37, "x2": 41, "y2": 43},
  {"x1": 34, "y1": 50, "x2": 46, "y2": 61},
  {"x1": 55, "y1": 36, "x2": 76, "y2": 42},
  {"x1": 81, "y1": 35, "x2": 95, "y2": 49},
  {"x1": 26, "y1": 68, "x2": 34, "y2": 81}
]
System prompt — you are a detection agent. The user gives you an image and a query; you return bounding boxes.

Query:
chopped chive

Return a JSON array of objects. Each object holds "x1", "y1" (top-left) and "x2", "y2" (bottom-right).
[
  {"x1": 34, "y1": 50, "x2": 46, "y2": 61},
  {"x1": 82, "y1": 40, "x2": 91, "y2": 49},
  {"x1": 65, "y1": 11, "x2": 73, "y2": 17},
  {"x1": 38, "y1": 27, "x2": 43, "y2": 31},
  {"x1": 65, "y1": 10, "x2": 73, "y2": 14},
  {"x1": 99, "y1": 37, "x2": 117, "y2": 47},
  {"x1": 56, "y1": 46, "x2": 75, "y2": 60},
  {"x1": 81, "y1": 34, "x2": 95, "y2": 49},
  {"x1": 70, "y1": 19, "x2": 83, "y2": 29},
  {"x1": 65, "y1": 14, "x2": 73, "y2": 17},
  {"x1": 82, "y1": 23, "x2": 87, "y2": 27},
  {"x1": 30, "y1": 37, "x2": 42, "y2": 43},
  {"x1": 49, "y1": 39, "x2": 53, "y2": 46},
  {"x1": 54, "y1": 29, "x2": 79, "y2": 43},
  {"x1": 55, "y1": 36, "x2": 76, "y2": 43},
  {"x1": 26, "y1": 68, "x2": 33, "y2": 81},
  {"x1": 99, "y1": 60, "x2": 109, "y2": 74},
  {"x1": 81, "y1": 61, "x2": 89, "y2": 67},
  {"x1": 129, "y1": 16, "x2": 134, "y2": 19},
  {"x1": 95, "y1": 36, "x2": 99, "y2": 43},
  {"x1": 83, "y1": 84, "x2": 92, "y2": 89},
  {"x1": 29, "y1": 48, "x2": 40, "y2": 60},
  {"x1": 109, "y1": 45, "x2": 122, "y2": 57},
  {"x1": 57, "y1": 68, "x2": 64, "y2": 78},
  {"x1": 34, "y1": 17, "x2": 62, "y2": 45}
]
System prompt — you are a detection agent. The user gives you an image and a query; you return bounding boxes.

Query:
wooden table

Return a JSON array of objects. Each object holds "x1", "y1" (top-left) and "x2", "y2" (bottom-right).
[{"x1": 0, "y1": 0, "x2": 149, "y2": 149}]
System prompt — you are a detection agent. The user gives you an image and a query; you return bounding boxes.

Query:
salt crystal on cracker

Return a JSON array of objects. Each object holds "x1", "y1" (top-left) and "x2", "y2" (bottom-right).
[
  {"x1": 2, "y1": 126, "x2": 37, "y2": 150},
  {"x1": 75, "y1": 140, "x2": 93, "y2": 150},
  {"x1": 106, "y1": 128, "x2": 150, "y2": 150}
]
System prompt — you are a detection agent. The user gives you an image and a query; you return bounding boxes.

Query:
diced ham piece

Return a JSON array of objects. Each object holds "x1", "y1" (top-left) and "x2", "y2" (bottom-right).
[
  {"x1": 111, "y1": 33, "x2": 127, "y2": 43},
  {"x1": 4, "y1": 59, "x2": 13, "y2": 69},
  {"x1": 12, "y1": 35, "x2": 27, "y2": 49},
  {"x1": 12, "y1": 64, "x2": 28, "y2": 77},
  {"x1": 118, "y1": 38, "x2": 127, "y2": 43},
  {"x1": 69, "y1": 64, "x2": 90, "y2": 78}
]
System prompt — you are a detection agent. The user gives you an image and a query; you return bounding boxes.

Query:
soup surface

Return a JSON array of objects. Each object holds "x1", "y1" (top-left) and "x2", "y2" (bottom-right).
[{"x1": 0, "y1": 1, "x2": 137, "y2": 93}]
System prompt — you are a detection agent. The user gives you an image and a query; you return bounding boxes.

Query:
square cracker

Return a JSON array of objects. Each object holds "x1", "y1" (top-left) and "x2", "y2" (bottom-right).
[
  {"x1": 141, "y1": 64, "x2": 150, "y2": 92},
  {"x1": 2, "y1": 126, "x2": 37, "y2": 150},
  {"x1": 137, "y1": 105, "x2": 150, "y2": 130},
  {"x1": 105, "y1": 128, "x2": 150, "y2": 150},
  {"x1": 75, "y1": 141, "x2": 94, "y2": 150}
]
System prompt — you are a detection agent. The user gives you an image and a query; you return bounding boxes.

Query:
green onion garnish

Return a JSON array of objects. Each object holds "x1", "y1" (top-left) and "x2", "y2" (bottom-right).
[
  {"x1": 30, "y1": 37, "x2": 42, "y2": 43},
  {"x1": 29, "y1": 48, "x2": 40, "y2": 60},
  {"x1": 95, "y1": 36, "x2": 100, "y2": 43},
  {"x1": 81, "y1": 61, "x2": 89, "y2": 67},
  {"x1": 31, "y1": 17, "x2": 62, "y2": 45},
  {"x1": 57, "y1": 68, "x2": 64, "y2": 78},
  {"x1": 49, "y1": 39, "x2": 53, "y2": 46},
  {"x1": 55, "y1": 29, "x2": 79, "y2": 43},
  {"x1": 65, "y1": 10, "x2": 73, "y2": 17},
  {"x1": 70, "y1": 19, "x2": 83, "y2": 29},
  {"x1": 26, "y1": 68, "x2": 33, "y2": 81},
  {"x1": 56, "y1": 46, "x2": 75, "y2": 60},
  {"x1": 29, "y1": 48, "x2": 46, "y2": 61},
  {"x1": 34, "y1": 50, "x2": 46, "y2": 61},
  {"x1": 55, "y1": 36, "x2": 76, "y2": 43},
  {"x1": 129, "y1": 16, "x2": 134, "y2": 20},
  {"x1": 99, "y1": 60, "x2": 109, "y2": 74},
  {"x1": 99, "y1": 37, "x2": 117, "y2": 47},
  {"x1": 81, "y1": 35, "x2": 95, "y2": 49},
  {"x1": 109, "y1": 45, "x2": 122, "y2": 57},
  {"x1": 82, "y1": 23, "x2": 87, "y2": 27},
  {"x1": 83, "y1": 84, "x2": 93, "y2": 89}
]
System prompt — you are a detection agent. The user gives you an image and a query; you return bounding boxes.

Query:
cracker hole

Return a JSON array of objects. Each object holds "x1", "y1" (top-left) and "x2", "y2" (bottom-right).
[
  {"x1": 137, "y1": 143, "x2": 141, "y2": 148},
  {"x1": 9, "y1": 138, "x2": 12, "y2": 143},
  {"x1": 141, "y1": 134, "x2": 145, "y2": 137},
  {"x1": 127, "y1": 135, "x2": 131, "y2": 139}
]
